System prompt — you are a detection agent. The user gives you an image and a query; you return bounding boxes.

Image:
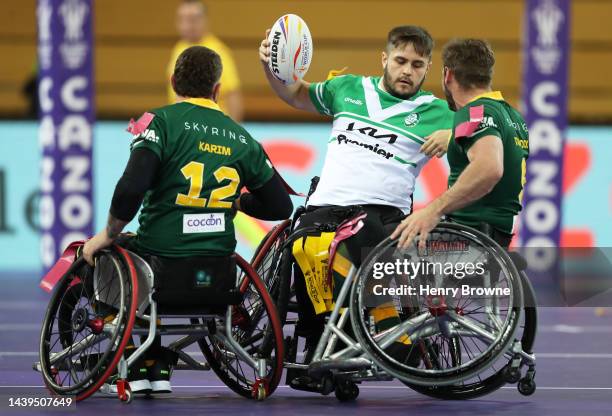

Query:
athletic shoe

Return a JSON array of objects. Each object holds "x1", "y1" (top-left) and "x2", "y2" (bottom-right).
[{"x1": 147, "y1": 348, "x2": 178, "y2": 393}]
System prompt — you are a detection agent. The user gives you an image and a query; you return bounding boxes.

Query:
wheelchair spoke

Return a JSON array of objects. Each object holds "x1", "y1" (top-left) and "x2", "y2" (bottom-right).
[
  {"x1": 456, "y1": 331, "x2": 479, "y2": 364},
  {"x1": 455, "y1": 312, "x2": 499, "y2": 333},
  {"x1": 447, "y1": 311, "x2": 498, "y2": 343},
  {"x1": 50, "y1": 333, "x2": 107, "y2": 366}
]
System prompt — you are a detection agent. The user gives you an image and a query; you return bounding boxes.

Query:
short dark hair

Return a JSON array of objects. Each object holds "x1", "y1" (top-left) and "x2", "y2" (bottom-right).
[
  {"x1": 180, "y1": 0, "x2": 207, "y2": 14},
  {"x1": 442, "y1": 39, "x2": 495, "y2": 89},
  {"x1": 386, "y1": 26, "x2": 434, "y2": 58},
  {"x1": 173, "y1": 46, "x2": 222, "y2": 98}
]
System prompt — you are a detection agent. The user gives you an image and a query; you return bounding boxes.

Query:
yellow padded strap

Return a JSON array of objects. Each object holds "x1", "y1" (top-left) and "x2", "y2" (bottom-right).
[{"x1": 292, "y1": 237, "x2": 326, "y2": 314}]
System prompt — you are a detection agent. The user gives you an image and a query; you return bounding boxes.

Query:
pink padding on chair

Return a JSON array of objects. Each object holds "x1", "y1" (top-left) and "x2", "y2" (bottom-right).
[
  {"x1": 454, "y1": 105, "x2": 484, "y2": 141},
  {"x1": 126, "y1": 112, "x2": 155, "y2": 135},
  {"x1": 327, "y1": 212, "x2": 367, "y2": 285},
  {"x1": 40, "y1": 241, "x2": 84, "y2": 292}
]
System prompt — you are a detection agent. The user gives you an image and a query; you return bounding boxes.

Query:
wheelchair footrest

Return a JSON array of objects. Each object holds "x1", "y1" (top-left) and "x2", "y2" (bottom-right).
[{"x1": 308, "y1": 357, "x2": 372, "y2": 378}]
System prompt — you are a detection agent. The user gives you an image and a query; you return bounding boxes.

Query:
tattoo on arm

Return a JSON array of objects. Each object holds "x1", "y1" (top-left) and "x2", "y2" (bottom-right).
[{"x1": 105, "y1": 214, "x2": 128, "y2": 240}]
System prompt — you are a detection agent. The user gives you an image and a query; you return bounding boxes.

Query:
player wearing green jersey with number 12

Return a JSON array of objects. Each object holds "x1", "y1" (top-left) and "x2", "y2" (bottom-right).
[
  {"x1": 392, "y1": 39, "x2": 529, "y2": 250},
  {"x1": 260, "y1": 25, "x2": 454, "y2": 390},
  {"x1": 83, "y1": 46, "x2": 292, "y2": 395}
]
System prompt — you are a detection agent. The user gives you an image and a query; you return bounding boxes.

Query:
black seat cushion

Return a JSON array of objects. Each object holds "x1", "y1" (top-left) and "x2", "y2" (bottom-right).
[{"x1": 149, "y1": 255, "x2": 243, "y2": 316}]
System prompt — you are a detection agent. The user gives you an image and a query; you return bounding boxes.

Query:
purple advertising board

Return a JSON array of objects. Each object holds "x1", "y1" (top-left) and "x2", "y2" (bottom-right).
[
  {"x1": 37, "y1": 0, "x2": 94, "y2": 273},
  {"x1": 520, "y1": 0, "x2": 570, "y2": 270}
]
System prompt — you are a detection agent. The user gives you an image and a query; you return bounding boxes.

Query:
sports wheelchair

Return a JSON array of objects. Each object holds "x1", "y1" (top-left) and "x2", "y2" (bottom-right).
[
  {"x1": 251, "y1": 209, "x2": 538, "y2": 401},
  {"x1": 35, "y1": 244, "x2": 284, "y2": 403}
]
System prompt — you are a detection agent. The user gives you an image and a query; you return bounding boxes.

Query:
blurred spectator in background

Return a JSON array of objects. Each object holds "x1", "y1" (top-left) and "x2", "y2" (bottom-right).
[
  {"x1": 167, "y1": 0, "x2": 243, "y2": 121},
  {"x1": 22, "y1": 62, "x2": 39, "y2": 119}
]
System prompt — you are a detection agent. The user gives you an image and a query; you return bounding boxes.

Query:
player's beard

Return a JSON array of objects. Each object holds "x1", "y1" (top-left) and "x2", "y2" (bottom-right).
[
  {"x1": 382, "y1": 65, "x2": 424, "y2": 100},
  {"x1": 443, "y1": 82, "x2": 457, "y2": 112}
]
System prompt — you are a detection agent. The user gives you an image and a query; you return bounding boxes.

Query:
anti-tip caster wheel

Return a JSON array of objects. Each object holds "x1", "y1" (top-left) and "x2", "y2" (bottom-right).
[
  {"x1": 504, "y1": 366, "x2": 521, "y2": 384},
  {"x1": 518, "y1": 379, "x2": 536, "y2": 396},
  {"x1": 252, "y1": 379, "x2": 268, "y2": 401},
  {"x1": 256, "y1": 384, "x2": 267, "y2": 401},
  {"x1": 117, "y1": 379, "x2": 133, "y2": 404},
  {"x1": 120, "y1": 389, "x2": 133, "y2": 404},
  {"x1": 334, "y1": 380, "x2": 359, "y2": 402}
]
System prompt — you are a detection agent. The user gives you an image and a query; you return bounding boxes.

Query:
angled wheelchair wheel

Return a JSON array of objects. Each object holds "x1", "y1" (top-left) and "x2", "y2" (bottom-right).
[
  {"x1": 250, "y1": 220, "x2": 292, "y2": 325},
  {"x1": 196, "y1": 255, "x2": 284, "y2": 399},
  {"x1": 350, "y1": 222, "x2": 523, "y2": 387},
  {"x1": 250, "y1": 220, "x2": 292, "y2": 272},
  {"x1": 39, "y1": 247, "x2": 138, "y2": 401},
  {"x1": 407, "y1": 271, "x2": 537, "y2": 399}
]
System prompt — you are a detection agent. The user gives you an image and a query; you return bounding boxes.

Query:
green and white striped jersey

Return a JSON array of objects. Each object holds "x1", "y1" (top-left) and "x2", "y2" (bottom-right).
[{"x1": 308, "y1": 74, "x2": 453, "y2": 212}]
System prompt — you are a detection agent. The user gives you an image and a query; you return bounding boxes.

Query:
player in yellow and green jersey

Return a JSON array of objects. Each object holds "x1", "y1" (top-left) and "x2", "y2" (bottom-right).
[
  {"x1": 392, "y1": 39, "x2": 529, "y2": 250},
  {"x1": 83, "y1": 46, "x2": 292, "y2": 395}
]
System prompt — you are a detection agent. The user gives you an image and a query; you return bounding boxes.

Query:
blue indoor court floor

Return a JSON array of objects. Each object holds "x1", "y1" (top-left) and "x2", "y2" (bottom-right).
[{"x1": 1, "y1": 272, "x2": 611, "y2": 416}]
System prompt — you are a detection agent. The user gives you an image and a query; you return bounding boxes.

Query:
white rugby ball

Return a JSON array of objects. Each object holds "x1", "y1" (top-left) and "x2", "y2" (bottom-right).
[{"x1": 267, "y1": 14, "x2": 313, "y2": 85}]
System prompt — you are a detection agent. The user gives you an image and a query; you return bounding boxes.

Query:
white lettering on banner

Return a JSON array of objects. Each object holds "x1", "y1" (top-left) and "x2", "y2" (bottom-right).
[
  {"x1": 58, "y1": 115, "x2": 92, "y2": 150},
  {"x1": 531, "y1": 0, "x2": 564, "y2": 74},
  {"x1": 41, "y1": 234, "x2": 56, "y2": 269},
  {"x1": 533, "y1": 0, "x2": 563, "y2": 47},
  {"x1": 523, "y1": 237, "x2": 557, "y2": 271},
  {"x1": 60, "y1": 194, "x2": 92, "y2": 229},
  {"x1": 62, "y1": 156, "x2": 90, "y2": 192},
  {"x1": 59, "y1": 0, "x2": 88, "y2": 41},
  {"x1": 39, "y1": 195, "x2": 55, "y2": 230},
  {"x1": 61, "y1": 76, "x2": 88, "y2": 111},
  {"x1": 41, "y1": 158, "x2": 55, "y2": 193},
  {"x1": 183, "y1": 213, "x2": 225, "y2": 234},
  {"x1": 527, "y1": 161, "x2": 558, "y2": 197},
  {"x1": 59, "y1": 33, "x2": 89, "y2": 69},
  {"x1": 59, "y1": 231, "x2": 87, "y2": 253},
  {"x1": 37, "y1": 0, "x2": 53, "y2": 42},
  {"x1": 528, "y1": 119, "x2": 562, "y2": 155},
  {"x1": 531, "y1": 81, "x2": 560, "y2": 117},
  {"x1": 523, "y1": 78, "x2": 562, "y2": 256},
  {"x1": 38, "y1": 1, "x2": 94, "y2": 268},
  {"x1": 525, "y1": 199, "x2": 558, "y2": 233},
  {"x1": 39, "y1": 116, "x2": 55, "y2": 149},
  {"x1": 37, "y1": 0, "x2": 53, "y2": 69},
  {"x1": 59, "y1": 0, "x2": 89, "y2": 69},
  {"x1": 39, "y1": 78, "x2": 54, "y2": 112}
]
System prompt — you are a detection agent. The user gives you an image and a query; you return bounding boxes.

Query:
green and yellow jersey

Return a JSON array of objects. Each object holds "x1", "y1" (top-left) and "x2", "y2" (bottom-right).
[
  {"x1": 129, "y1": 98, "x2": 273, "y2": 257},
  {"x1": 447, "y1": 91, "x2": 529, "y2": 234}
]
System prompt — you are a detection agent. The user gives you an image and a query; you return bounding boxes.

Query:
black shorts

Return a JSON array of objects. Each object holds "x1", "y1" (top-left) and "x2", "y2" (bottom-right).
[
  {"x1": 292, "y1": 203, "x2": 407, "y2": 333},
  {"x1": 296, "y1": 204, "x2": 406, "y2": 266}
]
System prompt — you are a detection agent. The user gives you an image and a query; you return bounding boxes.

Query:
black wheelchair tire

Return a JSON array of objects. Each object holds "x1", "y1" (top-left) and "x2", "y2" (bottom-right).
[
  {"x1": 406, "y1": 271, "x2": 537, "y2": 399},
  {"x1": 350, "y1": 222, "x2": 524, "y2": 386}
]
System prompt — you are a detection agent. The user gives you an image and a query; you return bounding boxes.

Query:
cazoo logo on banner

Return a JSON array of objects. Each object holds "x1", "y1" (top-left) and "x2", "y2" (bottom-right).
[{"x1": 37, "y1": 0, "x2": 94, "y2": 272}]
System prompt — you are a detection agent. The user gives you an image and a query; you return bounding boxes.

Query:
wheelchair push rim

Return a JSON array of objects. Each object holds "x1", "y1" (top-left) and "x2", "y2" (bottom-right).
[
  {"x1": 38, "y1": 247, "x2": 139, "y2": 401},
  {"x1": 250, "y1": 219, "x2": 292, "y2": 272},
  {"x1": 350, "y1": 222, "x2": 523, "y2": 386}
]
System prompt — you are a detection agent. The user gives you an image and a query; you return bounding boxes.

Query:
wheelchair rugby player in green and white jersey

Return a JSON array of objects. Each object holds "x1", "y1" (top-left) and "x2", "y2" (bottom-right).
[{"x1": 259, "y1": 25, "x2": 457, "y2": 391}]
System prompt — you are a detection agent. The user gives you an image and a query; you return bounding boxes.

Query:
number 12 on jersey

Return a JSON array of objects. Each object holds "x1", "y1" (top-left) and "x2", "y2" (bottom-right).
[{"x1": 175, "y1": 161, "x2": 240, "y2": 209}]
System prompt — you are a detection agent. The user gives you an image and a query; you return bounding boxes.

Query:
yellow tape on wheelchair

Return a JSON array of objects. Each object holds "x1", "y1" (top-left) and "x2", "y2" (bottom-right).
[{"x1": 292, "y1": 232, "x2": 335, "y2": 315}]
